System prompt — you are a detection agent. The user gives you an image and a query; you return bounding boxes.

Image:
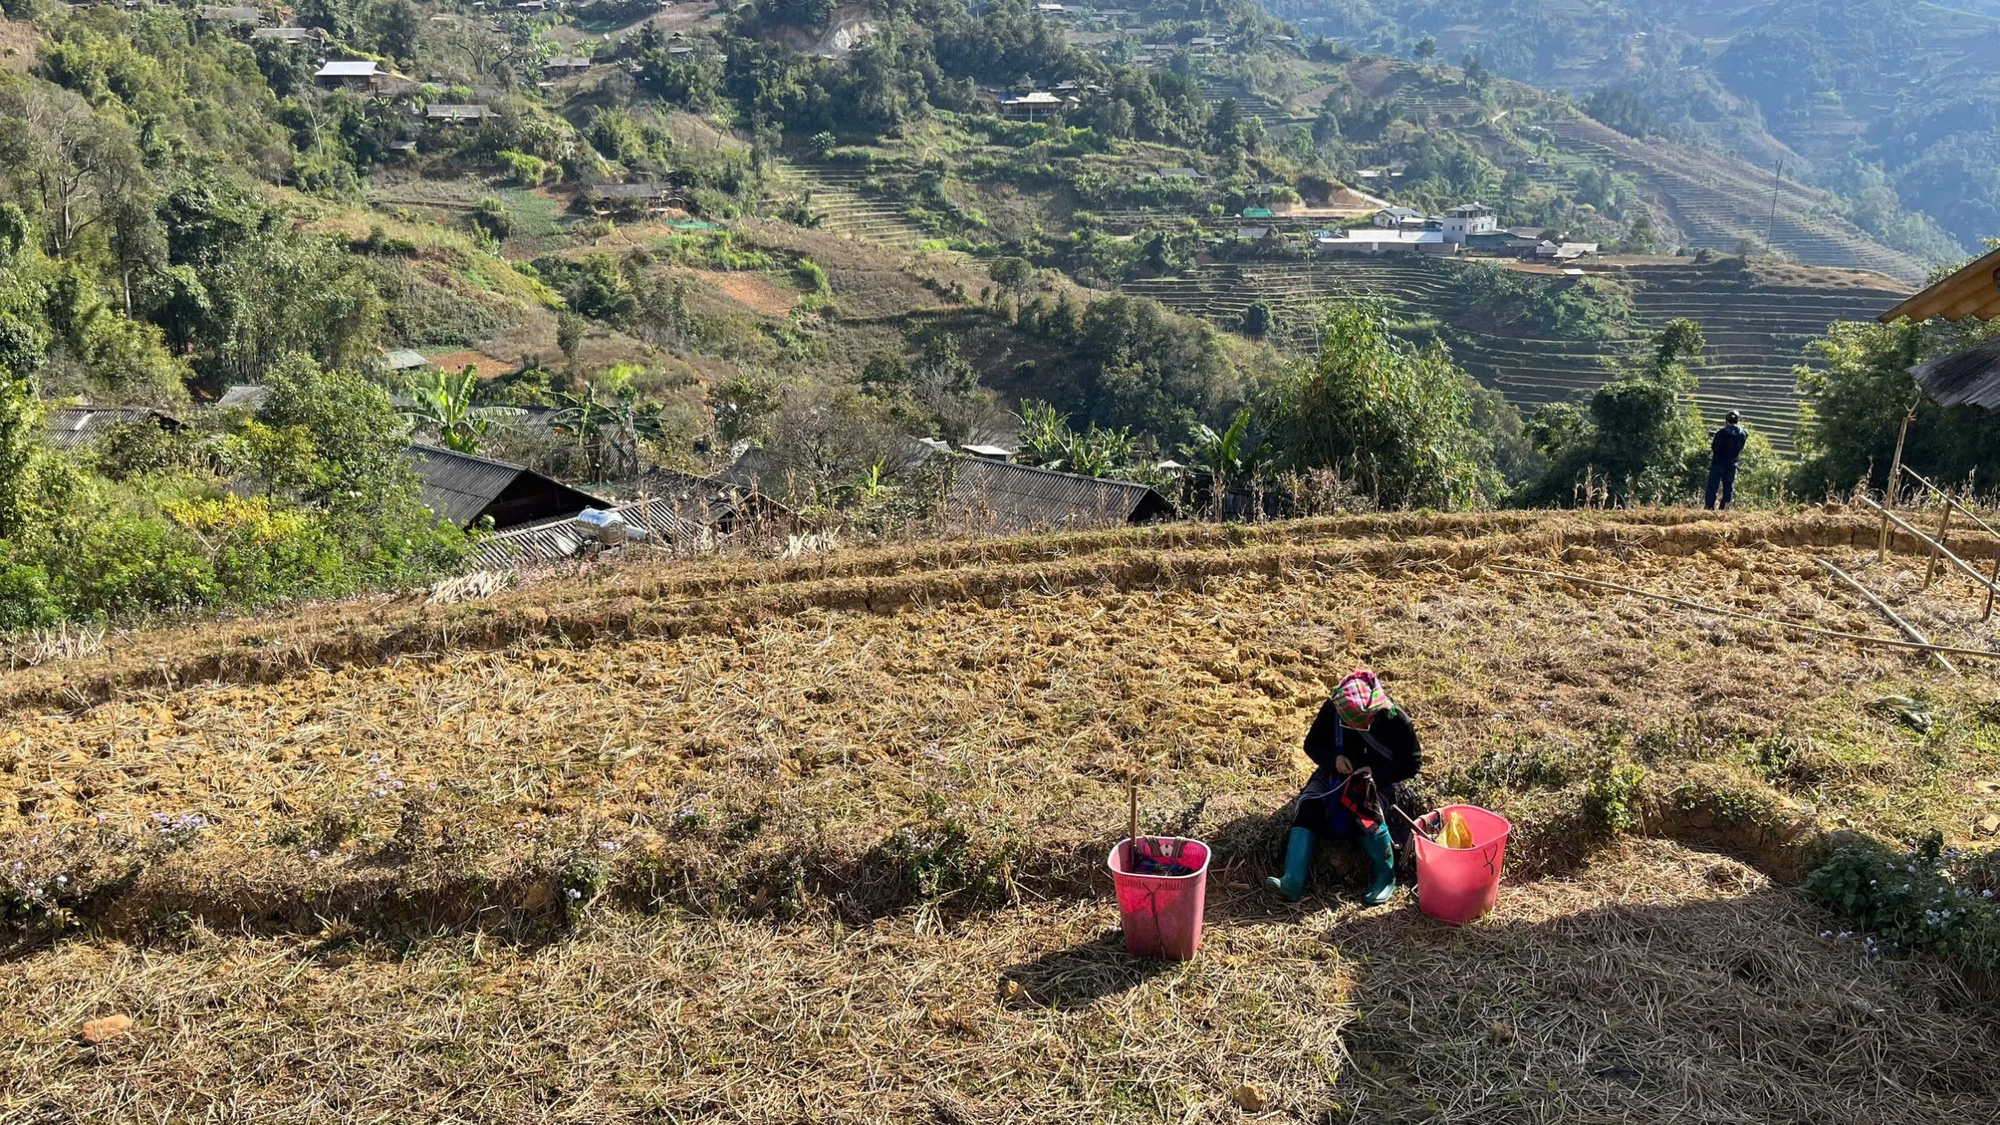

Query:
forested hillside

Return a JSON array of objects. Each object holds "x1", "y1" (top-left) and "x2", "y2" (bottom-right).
[
  {"x1": 0, "y1": 0, "x2": 1992, "y2": 637},
  {"x1": 1278, "y1": 0, "x2": 1993, "y2": 257}
]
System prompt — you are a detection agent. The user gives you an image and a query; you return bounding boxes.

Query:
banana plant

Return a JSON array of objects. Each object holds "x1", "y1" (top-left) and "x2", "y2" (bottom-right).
[
  {"x1": 1183, "y1": 407, "x2": 1266, "y2": 490},
  {"x1": 402, "y1": 365, "x2": 523, "y2": 454}
]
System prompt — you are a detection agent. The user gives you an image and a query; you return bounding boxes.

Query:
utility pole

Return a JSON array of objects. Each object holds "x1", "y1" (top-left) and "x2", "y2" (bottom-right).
[{"x1": 1766, "y1": 158, "x2": 1784, "y2": 255}]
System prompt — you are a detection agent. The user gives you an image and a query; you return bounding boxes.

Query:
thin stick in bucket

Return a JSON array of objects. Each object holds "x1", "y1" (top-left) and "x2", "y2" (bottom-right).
[
  {"x1": 1394, "y1": 805, "x2": 1438, "y2": 842},
  {"x1": 1127, "y1": 778, "x2": 1139, "y2": 868}
]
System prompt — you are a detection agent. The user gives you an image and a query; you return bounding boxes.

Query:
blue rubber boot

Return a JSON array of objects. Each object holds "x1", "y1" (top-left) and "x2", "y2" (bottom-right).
[
  {"x1": 1359, "y1": 823, "x2": 1397, "y2": 905},
  {"x1": 1264, "y1": 827, "x2": 1315, "y2": 901}
]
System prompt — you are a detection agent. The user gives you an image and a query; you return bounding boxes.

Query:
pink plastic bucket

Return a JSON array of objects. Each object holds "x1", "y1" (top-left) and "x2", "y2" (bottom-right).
[
  {"x1": 1107, "y1": 837, "x2": 1211, "y2": 961},
  {"x1": 1412, "y1": 805, "x2": 1512, "y2": 925}
]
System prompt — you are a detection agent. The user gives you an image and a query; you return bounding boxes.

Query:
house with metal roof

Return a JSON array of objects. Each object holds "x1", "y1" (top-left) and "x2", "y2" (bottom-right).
[
  {"x1": 1882, "y1": 246, "x2": 2000, "y2": 410},
  {"x1": 465, "y1": 498, "x2": 705, "y2": 571},
  {"x1": 216, "y1": 384, "x2": 272, "y2": 411},
  {"x1": 1316, "y1": 228, "x2": 1452, "y2": 256},
  {"x1": 197, "y1": 5, "x2": 260, "y2": 24},
  {"x1": 406, "y1": 444, "x2": 606, "y2": 529},
  {"x1": 940, "y1": 457, "x2": 1172, "y2": 535},
  {"x1": 716, "y1": 447, "x2": 801, "y2": 501},
  {"x1": 44, "y1": 408, "x2": 183, "y2": 451},
  {"x1": 314, "y1": 60, "x2": 384, "y2": 90},
  {"x1": 576, "y1": 181, "x2": 694, "y2": 215},
  {"x1": 252, "y1": 26, "x2": 327, "y2": 45},
  {"x1": 424, "y1": 103, "x2": 496, "y2": 123},
  {"x1": 1372, "y1": 206, "x2": 1426, "y2": 230},
  {"x1": 1001, "y1": 90, "x2": 1067, "y2": 120},
  {"x1": 637, "y1": 465, "x2": 797, "y2": 535},
  {"x1": 382, "y1": 348, "x2": 430, "y2": 372}
]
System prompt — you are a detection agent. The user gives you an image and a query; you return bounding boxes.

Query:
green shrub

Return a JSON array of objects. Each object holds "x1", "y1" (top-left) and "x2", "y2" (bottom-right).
[
  {"x1": 0, "y1": 545, "x2": 59, "y2": 632},
  {"x1": 792, "y1": 257, "x2": 830, "y2": 295},
  {"x1": 1582, "y1": 760, "x2": 1647, "y2": 835},
  {"x1": 497, "y1": 149, "x2": 548, "y2": 187},
  {"x1": 470, "y1": 196, "x2": 513, "y2": 241},
  {"x1": 1804, "y1": 838, "x2": 2000, "y2": 973}
]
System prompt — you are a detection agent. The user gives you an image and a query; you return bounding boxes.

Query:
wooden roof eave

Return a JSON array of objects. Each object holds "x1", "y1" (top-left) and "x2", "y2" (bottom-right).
[{"x1": 1879, "y1": 245, "x2": 2000, "y2": 323}]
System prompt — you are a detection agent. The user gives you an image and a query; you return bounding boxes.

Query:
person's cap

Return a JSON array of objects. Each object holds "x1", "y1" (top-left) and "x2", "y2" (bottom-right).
[{"x1": 1726, "y1": 410, "x2": 1740, "y2": 423}]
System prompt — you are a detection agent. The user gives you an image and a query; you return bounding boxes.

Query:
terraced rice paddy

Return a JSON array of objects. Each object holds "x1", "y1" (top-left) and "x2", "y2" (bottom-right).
[
  {"x1": 772, "y1": 161, "x2": 933, "y2": 250},
  {"x1": 1119, "y1": 258, "x2": 1909, "y2": 449}
]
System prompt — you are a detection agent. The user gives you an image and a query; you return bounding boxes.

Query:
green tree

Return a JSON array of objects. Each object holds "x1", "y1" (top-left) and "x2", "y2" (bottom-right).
[
  {"x1": 1415, "y1": 37, "x2": 1438, "y2": 65},
  {"x1": 1183, "y1": 406, "x2": 1266, "y2": 514},
  {"x1": 0, "y1": 362, "x2": 39, "y2": 539},
  {"x1": 377, "y1": 0, "x2": 421, "y2": 61},
  {"x1": 248, "y1": 353, "x2": 415, "y2": 509},
  {"x1": 1014, "y1": 400, "x2": 1140, "y2": 480},
  {"x1": 1240, "y1": 300, "x2": 1271, "y2": 338},
  {"x1": 557, "y1": 311, "x2": 586, "y2": 372},
  {"x1": 987, "y1": 256, "x2": 1034, "y2": 314},
  {"x1": 470, "y1": 197, "x2": 512, "y2": 242},
  {"x1": 1792, "y1": 318, "x2": 2000, "y2": 496},
  {"x1": 1268, "y1": 303, "x2": 1497, "y2": 509},
  {"x1": 1524, "y1": 319, "x2": 1710, "y2": 505}
]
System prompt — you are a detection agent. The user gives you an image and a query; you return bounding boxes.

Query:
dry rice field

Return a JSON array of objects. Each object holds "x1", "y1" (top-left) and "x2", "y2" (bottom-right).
[{"x1": 2, "y1": 509, "x2": 1997, "y2": 1122}]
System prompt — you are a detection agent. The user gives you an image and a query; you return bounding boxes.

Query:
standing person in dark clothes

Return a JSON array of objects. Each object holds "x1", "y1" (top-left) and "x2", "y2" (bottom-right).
[
  {"x1": 1266, "y1": 669, "x2": 1423, "y2": 905},
  {"x1": 1706, "y1": 411, "x2": 1749, "y2": 510}
]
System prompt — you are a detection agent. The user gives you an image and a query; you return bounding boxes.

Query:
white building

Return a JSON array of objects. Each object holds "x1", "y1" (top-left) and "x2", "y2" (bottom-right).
[
  {"x1": 1441, "y1": 202, "x2": 1498, "y2": 244},
  {"x1": 1314, "y1": 229, "x2": 1453, "y2": 256},
  {"x1": 1372, "y1": 206, "x2": 1425, "y2": 230}
]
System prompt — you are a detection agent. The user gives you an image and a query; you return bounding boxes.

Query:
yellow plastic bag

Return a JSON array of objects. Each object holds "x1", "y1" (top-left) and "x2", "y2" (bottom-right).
[{"x1": 1442, "y1": 811, "x2": 1474, "y2": 850}]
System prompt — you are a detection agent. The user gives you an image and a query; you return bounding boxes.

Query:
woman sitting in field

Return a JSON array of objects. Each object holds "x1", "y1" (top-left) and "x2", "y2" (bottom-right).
[{"x1": 1266, "y1": 668, "x2": 1423, "y2": 905}]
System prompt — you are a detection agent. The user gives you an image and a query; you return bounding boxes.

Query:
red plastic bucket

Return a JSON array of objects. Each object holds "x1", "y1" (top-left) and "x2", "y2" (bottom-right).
[
  {"x1": 1107, "y1": 837, "x2": 1211, "y2": 961},
  {"x1": 1412, "y1": 805, "x2": 1512, "y2": 925}
]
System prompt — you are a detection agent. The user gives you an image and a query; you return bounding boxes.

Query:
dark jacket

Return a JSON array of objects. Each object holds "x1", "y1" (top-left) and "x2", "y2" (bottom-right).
[
  {"x1": 1710, "y1": 424, "x2": 1748, "y2": 466},
  {"x1": 1302, "y1": 701, "x2": 1423, "y2": 785}
]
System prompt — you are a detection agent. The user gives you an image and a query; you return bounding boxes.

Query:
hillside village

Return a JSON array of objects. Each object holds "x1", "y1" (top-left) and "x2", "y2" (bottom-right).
[{"x1": 2, "y1": 0, "x2": 2000, "y2": 1120}]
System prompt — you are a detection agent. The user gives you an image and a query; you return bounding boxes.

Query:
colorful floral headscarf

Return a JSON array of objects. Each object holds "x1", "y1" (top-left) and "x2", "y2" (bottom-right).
[{"x1": 1333, "y1": 669, "x2": 1392, "y2": 728}]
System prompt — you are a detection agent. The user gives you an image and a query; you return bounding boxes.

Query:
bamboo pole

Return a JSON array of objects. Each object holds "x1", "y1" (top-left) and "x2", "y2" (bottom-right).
[
  {"x1": 1881, "y1": 412, "x2": 1912, "y2": 561},
  {"x1": 1488, "y1": 563, "x2": 2000, "y2": 661},
  {"x1": 1815, "y1": 557, "x2": 1957, "y2": 675},
  {"x1": 1987, "y1": 553, "x2": 1999, "y2": 622},
  {"x1": 1926, "y1": 502, "x2": 1954, "y2": 589},
  {"x1": 1858, "y1": 496, "x2": 2000, "y2": 599},
  {"x1": 1901, "y1": 464, "x2": 2000, "y2": 543}
]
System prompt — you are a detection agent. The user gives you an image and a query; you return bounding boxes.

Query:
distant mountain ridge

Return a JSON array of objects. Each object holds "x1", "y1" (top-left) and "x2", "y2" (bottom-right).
[{"x1": 1277, "y1": 0, "x2": 1997, "y2": 256}]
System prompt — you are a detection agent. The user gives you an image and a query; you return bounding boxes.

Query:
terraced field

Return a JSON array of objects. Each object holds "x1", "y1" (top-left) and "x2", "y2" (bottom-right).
[
  {"x1": 1193, "y1": 76, "x2": 1309, "y2": 133},
  {"x1": 1537, "y1": 111, "x2": 1925, "y2": 284},
  {"x1": 770, "y1": 161, "x2": 932, "y2": 250},
  {"x1": 1119, "y1": 257, "x2": 1911, "y2": 448}
]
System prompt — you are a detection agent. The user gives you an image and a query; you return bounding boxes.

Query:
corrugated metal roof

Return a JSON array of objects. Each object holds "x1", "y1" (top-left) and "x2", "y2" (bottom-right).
[
  {"x1": 1913, "y1": 337, "x2": 2000, "y2": 411},
  {"x1": 316, "y1": 60, "x2": 381, "y2": 76},
  {"x1": 44, "y1": 408, "x2": 182, "y2": 451},
  {"x1": 464, "y1": 498, "x2": 706, "y2": 571},
  {"x1": 383, "y1": 348, "x2": 429, "y2": 369},
  {"x1": 942, "y1": 458, "x2": 1171, "y2": 535},
  {"x1": 638, "y1": 466, "x2": 796, "y2": 532},
  {"x1": 216, "y1": 385, "x2": 270, "y2": 410},
  {"x1": 406, "y1": 444, "x2": 606, "y2": 528},
  {"x1": 1881, "y1": 247, "x2": 1996, "y2": 323},
  {"x1": 716, "y1": 448, "x2": 798, "y2": 498}
]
